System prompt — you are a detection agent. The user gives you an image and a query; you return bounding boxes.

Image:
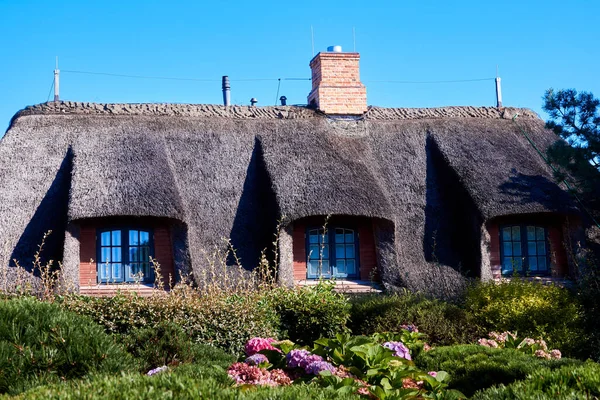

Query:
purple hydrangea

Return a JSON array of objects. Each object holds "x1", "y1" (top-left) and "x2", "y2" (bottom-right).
[
  {"x1": 400, "y1": 324, "x2": 419, "y2": 333},
  {"x1": 305, "y1": 360, "x2": 337, "y2": 375},
  {"x1": 286, "y1": 349, "x2": 323, "y2": 370},
  {"x1": 245, "y1": 353, "x2": 269, "y2": 366},
  {"x1": 383, "y1": 341, "x2": 412, "y2": 360}
]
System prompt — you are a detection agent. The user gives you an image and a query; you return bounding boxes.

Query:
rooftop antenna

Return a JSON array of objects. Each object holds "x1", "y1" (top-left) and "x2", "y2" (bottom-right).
[
  {"x1": 353, "y1": 27, "x2": 356, "y2": 52},
  {"x1": 495, "y1": 65, "x2": 503, "y2": 108},
  {"x1": 53, "y1": 56, "x2": 60, "y2": 102},
  {"x1": 311, "y1": 26, "x2": 315, "y2": 57}
]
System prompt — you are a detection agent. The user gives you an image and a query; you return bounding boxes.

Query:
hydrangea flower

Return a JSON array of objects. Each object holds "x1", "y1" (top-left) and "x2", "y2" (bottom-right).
[
  {"x1": 228, "y1": 362, "x2": 276, "y2": 386},
  {"x1": 305, "y1": 360, "x2": 337, "y2": 375},
  {"x1": 400, "y1": 324, "x2": 419, "y2": 333},
  {"x1": 478, "y1": 338, "x2": 499, "y2": 348},
  {"x1": 550, "y1": 349, "x2": 562, "y2": 359},
  {"x1": 383, "y1": 341, "x2": 412, "y2": 360},
  {"x1": 147, "y1": 365, "x2": 168, "y2": 376},
  {"x1": 286, "y1": 349, "x2": 324, "y2": 370},
  {"x1": 244, "y1": 337, "x2": 278, "y2": 356},
  {"x1": 245, "y1": 353, "x2": 269, "y2": 366}
]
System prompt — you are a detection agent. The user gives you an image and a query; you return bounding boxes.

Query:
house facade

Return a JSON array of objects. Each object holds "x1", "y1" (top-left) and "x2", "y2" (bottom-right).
[{"x1": 0, "y1": 49, "x2": 586, "y2": 296}]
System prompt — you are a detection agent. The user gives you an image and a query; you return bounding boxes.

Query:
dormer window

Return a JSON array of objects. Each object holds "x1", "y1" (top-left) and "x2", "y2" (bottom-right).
[
  {"x1": 500, "y1": 225, "x2": 549, "y2": 276},
  {"x1": 97, "y1": 228, "x2": 154, "y2": 283}
]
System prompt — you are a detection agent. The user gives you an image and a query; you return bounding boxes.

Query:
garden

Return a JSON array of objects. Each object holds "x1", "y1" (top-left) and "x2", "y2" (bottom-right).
[{"x1": 1, "y1": 271, "x2": 600, "y2": 400}]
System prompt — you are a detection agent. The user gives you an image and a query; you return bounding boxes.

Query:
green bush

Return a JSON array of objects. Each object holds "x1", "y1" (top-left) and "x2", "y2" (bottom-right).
[
  {"x1": 349, "y1": 292, "x2": 483, "y2": 346},
  {"x1": 464, "y1": 280, "x2": 584, "y2": 357},
  {"x1": 577, "y1": 267, "x2": 600, "y2": 361},
  {"x1": 265, "y1": 281, "x2": 351, "y2": 345},
  {"x1": 0, "y1": 297, "x2": 135, "y2": 395},
  {"x1": 473, "y1": 361, "x2": 600, "y2": 399},
  {"x1": 415, "y1": 344, "x2": 582, "y2": 397},
  {"x1": 13, "y1": 373, "x2": 360, "y2": 400},
  {"x1": 58, "y1": 288, "x2": 280, "y2": 354}
]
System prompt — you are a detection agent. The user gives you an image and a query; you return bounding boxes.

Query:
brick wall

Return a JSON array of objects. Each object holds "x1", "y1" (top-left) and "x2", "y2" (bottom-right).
[
  {"x1": 307, "y1": 52, "x2": 367, "y2": 115},
  {"x1": 487, "y1": 215, "x2": 569, "y2": 278},
  {"x1": 78, "y1": 220, "x2": 175, "y2": 289},
  {"x1": 292, "y1": 216, "x2": 377, "y2": 281}
]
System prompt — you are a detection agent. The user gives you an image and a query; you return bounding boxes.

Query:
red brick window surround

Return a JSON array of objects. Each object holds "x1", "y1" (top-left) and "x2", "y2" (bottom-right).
[{"x1": 79, "y1": 218, "x2": 175, "y2": 288}]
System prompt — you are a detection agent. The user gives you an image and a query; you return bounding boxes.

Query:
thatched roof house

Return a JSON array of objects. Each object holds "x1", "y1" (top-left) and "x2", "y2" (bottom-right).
[{"x1": 0, "y1": 49, "x2": 586, "y2": 296}]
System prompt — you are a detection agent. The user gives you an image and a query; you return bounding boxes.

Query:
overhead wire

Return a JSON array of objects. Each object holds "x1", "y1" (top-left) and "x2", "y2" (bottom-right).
[{"x1": 46, "y1": 78, "x2": 55, "y2": 102}]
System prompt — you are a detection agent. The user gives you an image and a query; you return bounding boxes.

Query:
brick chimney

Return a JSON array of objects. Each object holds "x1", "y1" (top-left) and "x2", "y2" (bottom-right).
[{"x1": 307, "y1": 46, "x2": 367, "y2": 115}]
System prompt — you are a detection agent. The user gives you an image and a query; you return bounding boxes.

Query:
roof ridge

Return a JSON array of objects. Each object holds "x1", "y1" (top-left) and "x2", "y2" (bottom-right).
[{"x1": 11, "y1": 102, "x2": 540, "y2": 121}]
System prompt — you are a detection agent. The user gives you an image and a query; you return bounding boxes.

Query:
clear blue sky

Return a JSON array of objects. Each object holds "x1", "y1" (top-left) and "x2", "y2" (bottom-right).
[{"x1": 1, "y1": 0, "x2": 599, "y2": 134}]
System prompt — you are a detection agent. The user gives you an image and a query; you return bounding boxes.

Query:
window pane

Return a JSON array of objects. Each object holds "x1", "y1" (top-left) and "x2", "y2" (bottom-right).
[
  {"x1": 345, "y1": 230, "x2": 354, "y2": 243},
  {"x1": 512, "y1": 226, "x2": 521, "y2": 241},
  {"x1": 321, "y1": 245, "x2": 329, "y2": 259},
  {"x1": 307, "y1": 260, "x2": 318, "y2": 276},
  {"x1": 513, "y1": 258, "x2": 523, "y2": 272},
  {"x1": 141, "y1": 263, "x2": 150, "y2": 278},
  {"x1": 111, "y1": 230, "x2": 121, "y2": 246},
  {"x1": 346, "y1": 259, "x2": 356, "y2": 275},
  {"x1": 502, "y1": 258, "x2": 513, "y2": 274},
  {"x1": 320, "y1": 260, "x2": 330, "y2": 275},
  {"x1": 308, "y1": 245, "x2": 320, "y2": 260},
  {"x1": 346, "y1": 244, "x2": 355, "y2": 258},
  {"x1": 536, "y1": 227, "x2": 545, "y2": 241},
  {"x1": 503, "y1": 242, "x2": 512, "y2": 256},
  {"x1": 512, "y1": 243, "x2": 521, "y2": 256},
  {"x1": 538, "y1": 257, "x2": 547, "y2": 271},
  {"x1": 537, "y1": 242, "x2": 546, "y2": 256},
  {"x1": 101, "y1": 231, "x2": 111, "y2": 246},
  {"x1": 309, "y1": 232, "x2": 319, "y2": 244},
  {"x1": 502, "y1": 228, "x2": 512, "y2": 241},
  {"x1": 336, "y1": 260, "x2": 345, "y2": 274},
  {"x1": 336, "y1": 244, "x2": 345, "y2": 259},
  {"x1": 101, "y1": 247, "x2": 111, "y2": 262},
  {"x1": 129, "y1": 247, "x2": 139, "y2": 262},
  {"x1": 140, "y1": 231, "x2": 149, "y2": 245},
  {"x1": 527, "y1": 226, "x2": 536, "y2": 240},
  {"x1": 529, "y1": 256, "x2": 538, "y2": 271},
  {"x1": 129, "y1": 230, "x2": 139, "y2": 246},
  {"x1": 141, "y1": 247, "x2": 149, "y2": 263},
  {"x1": 335, "y1": 229, "x2": 344, "y2": 243},
  {"x1": 111, "y1": 247, "x2": 121, "y2": 262},
  {"x1": 99, "y1": 263, "x2": 109, "y2": 280},
  {"x1": 112, "y1": 263, "x2": 121, "y2": 279},
  {"x1": 528, "y1": 242, "x2": 537, "y2": 256}
]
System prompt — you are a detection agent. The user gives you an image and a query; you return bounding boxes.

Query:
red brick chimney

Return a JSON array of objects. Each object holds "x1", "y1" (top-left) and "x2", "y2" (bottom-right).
[{"x1": 307, "y1": 46, "x2": 367, "y2": 115}]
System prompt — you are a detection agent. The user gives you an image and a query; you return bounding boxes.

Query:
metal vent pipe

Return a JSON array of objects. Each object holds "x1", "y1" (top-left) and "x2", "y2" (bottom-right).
[{"x1": 222, "y1": 76, "x2": 230, "y2": 106}]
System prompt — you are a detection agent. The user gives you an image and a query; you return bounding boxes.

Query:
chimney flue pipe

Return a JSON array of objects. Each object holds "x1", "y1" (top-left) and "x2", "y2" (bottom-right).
[{"x1": 222, "y1": 76, "x2": 231, "y2": 106}]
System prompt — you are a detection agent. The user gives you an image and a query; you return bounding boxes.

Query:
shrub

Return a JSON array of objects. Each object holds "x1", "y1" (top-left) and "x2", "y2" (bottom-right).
[
  {"x1": 473, "y1": 361, "x2": 600, "y2": 399},
  {"x1": 415, "y1": 344, "x2": 582, "y2": 397},
  {"x1": 265, "y1": 281, "x2": 351, "y2": 345},
  {"x1": 0, "y1": 297, "x2": 135, "y2": 395},
  {"x1": 58, "y1": 287, "x2": 280, "y2": 354},
  {"x1": 349, "y1": 292, "x2": 483, "y2": 346},
  {"x1": 576, "y1": 266, "x2": 600, "y2": 360},
  {"x1": 14, "y1": 373, "x2": 360, "y2": 400},
  {"x1": 464, "y1": 280, "x2": 584, "y2": 356}
]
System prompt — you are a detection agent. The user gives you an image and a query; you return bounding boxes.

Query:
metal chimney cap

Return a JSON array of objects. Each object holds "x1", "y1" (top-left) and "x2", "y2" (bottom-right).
[
  {"x1": 327, "y1": 45, "x2": 342, "y2": 53},
  {"x1": 250, "y1": 98, "x2": 258, "y2": 106}
]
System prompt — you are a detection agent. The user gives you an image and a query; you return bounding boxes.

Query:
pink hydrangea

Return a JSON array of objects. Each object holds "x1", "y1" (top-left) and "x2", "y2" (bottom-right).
[
  {"x1": 244, "y1": 337, "x2": 278, "y2": 356},
  {"x1": 228, "y1": 362, "x2": 275, "y2": 386},
  {"x1": 550, "y1": 349, "x2": 562, "y2": 359}
]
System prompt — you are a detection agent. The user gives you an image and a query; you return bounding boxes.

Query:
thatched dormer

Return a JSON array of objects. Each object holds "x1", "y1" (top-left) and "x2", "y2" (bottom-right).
[{"x1": 0, "y1": 100, "x2": 586, "y2": 297}]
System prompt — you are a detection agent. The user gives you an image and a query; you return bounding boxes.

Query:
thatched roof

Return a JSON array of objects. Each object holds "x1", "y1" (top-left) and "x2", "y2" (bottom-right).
[{"x1": 1, "y1": 101, "x2": 578, "y2": 293}]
